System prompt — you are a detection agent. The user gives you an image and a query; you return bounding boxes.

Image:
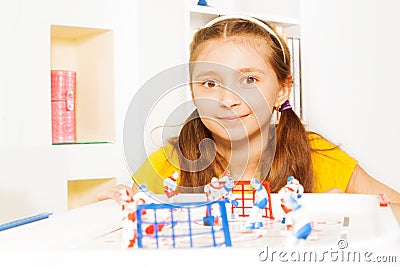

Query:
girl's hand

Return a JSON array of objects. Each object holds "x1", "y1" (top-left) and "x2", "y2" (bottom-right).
[
  {"x1": 323, "y1": 188, "x2": 344, "y2": 193},
  {"x1": 96, "y1": 184, "x2": 135, "y2": 203}
]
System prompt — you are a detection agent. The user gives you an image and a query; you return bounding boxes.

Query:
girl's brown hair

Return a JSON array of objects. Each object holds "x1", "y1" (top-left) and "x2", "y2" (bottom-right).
[{"x1": 171, "y1": 18, "x2": 313, "y2": 193}]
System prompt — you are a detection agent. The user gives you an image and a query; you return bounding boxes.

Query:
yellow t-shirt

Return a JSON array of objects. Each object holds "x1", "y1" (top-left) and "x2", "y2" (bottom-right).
[
  {"x1": 308, "y1": 133, "x2": 357, "y2": 192},
  {"x1": 132, "y1": 133, "x2": 358, "y2": 194}
]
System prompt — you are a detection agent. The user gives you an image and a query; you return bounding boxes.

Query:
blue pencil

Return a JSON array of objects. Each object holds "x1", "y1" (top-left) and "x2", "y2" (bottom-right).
[{"x1": 0, "y1": 212, "x2": 53, "y2": 231}]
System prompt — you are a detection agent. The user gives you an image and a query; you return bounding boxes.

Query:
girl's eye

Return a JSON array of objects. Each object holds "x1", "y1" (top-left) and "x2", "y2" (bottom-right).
[
  {"x1": 202, "y1": 80, "x2": 219, "y2": 88},
  {"x1": 242, "y1": 76, "x2": 258, "y2": 86}
]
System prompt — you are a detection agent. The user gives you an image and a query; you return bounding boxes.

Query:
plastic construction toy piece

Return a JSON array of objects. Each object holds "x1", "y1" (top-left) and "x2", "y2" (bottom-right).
[
  {"x1": 377, "y1": 193, "x2": 390, "y2": 207},
  {"x1": 244, "y1": 178, "x2": 269, "y2": 230},
  {"x1": 136, "y1": 200, "x2": 232, "y2": 248},
  {"x1": 164, "y1": 171, "x2": 180, "y2": 202}
]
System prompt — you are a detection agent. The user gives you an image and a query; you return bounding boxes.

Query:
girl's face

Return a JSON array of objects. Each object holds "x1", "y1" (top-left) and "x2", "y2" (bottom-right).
[{"x1": 191, "y1": 39, "x2": 288, "y2": 142}]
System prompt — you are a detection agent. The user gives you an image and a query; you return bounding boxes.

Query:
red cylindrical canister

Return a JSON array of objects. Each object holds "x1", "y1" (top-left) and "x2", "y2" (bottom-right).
[{"x1": 51, "y1": 70, "x2": 76, "y2": 144}]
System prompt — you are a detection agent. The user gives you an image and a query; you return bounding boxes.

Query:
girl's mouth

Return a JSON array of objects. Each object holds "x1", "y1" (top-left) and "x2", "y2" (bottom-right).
[{"x1": 218, "y1": 114, "x2": 250, "y2": 122}]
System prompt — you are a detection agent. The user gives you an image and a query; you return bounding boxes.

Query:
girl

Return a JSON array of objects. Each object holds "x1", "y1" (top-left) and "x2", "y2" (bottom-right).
[{"x1": 99, "y1": 15, "x2": 400, "y2": 203}]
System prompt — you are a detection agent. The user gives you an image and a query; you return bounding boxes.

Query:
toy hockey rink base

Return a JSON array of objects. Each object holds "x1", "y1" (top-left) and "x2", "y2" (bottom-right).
[
  {"x1": 1, "y1": 193, "x2": 398, "y2": 251},
  {"x1": 88, "y1": 193, "x2": 400, "y2": 249}
]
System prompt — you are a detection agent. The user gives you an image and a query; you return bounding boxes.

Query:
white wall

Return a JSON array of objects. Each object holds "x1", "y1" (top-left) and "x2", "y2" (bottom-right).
[
  {"x1": 134, "y1": 0, "x2": 189, "y2": 166},
  {"x1": 235, "y1": 0, "x2": 299, "y2": 23},
  {"x1": 301, "y1": 0, "x2": 400, "y2": 191}
]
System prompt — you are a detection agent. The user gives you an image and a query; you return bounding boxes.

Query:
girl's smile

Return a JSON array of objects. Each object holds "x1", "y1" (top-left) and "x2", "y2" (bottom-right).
[{"x1": 217, "y1": 113, "x2": 250, "y2": 126}]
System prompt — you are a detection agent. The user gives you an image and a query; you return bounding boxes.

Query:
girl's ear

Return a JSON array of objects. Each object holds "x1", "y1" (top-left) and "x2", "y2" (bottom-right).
[{"x1": 274, "y1": 75, "x2": 293, "y2": 109}]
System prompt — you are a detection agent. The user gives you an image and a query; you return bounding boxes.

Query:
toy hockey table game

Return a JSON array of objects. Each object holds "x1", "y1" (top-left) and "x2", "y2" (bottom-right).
[
  {"x1": 0, "y1": 193, "x2": 398, "y2": 250},
  {"x1": 90, "y1": 193, "x2": 400, "y2": 249}
]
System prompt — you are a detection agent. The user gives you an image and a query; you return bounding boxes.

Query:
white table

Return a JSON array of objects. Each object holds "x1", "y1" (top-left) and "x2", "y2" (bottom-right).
[{"x1": 0, "y1": 194, "x2": 399, "y2": 267}]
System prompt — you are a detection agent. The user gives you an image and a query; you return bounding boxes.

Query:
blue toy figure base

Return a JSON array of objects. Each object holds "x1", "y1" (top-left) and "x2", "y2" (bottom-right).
[
  {"x1": 295, "y1": 223, "x2": 312, "y2": 240},
  {"x1": 203, "y1": 216, "x2": 216, "y2": 226}
]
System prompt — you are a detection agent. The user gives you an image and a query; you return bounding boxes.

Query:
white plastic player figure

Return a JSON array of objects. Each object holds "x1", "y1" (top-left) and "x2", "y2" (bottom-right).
[
  {"x1": 276, "y1": 176, "x2": 312, "y2": 246},
  {"x1": 204, "y1": 177, "x2": 223, "y2": 201},
  {"x1": 219, "y1": 174, "x2": 237, "y2": 203},
  {"x1": 164, "y1": 171, "x2": 180, "y2": 203},
  {"x1": 204, "y1": 172, "x2": 238, "y2": 206},
  {"x1": 278, "y1": 176, "x2": 304, "y2": 229},
  {"x1": 120, "y1": 187, "x2": 138, "y2": 248},
  {"x1": 280, "y1": 190, "x2": 312, "y2": 247},
  {"x1": 203, "y1": 172, "x2": 238, "y2": 224},
  {"x1": 244, "y1": 178, "x2": 268, "y2": 230},
  {"x1": 120, "y1": 184, "x2": 161, "y2": 248},
  {"x1": 218, "y1": 171, "x2": 239, "y2": 219}
]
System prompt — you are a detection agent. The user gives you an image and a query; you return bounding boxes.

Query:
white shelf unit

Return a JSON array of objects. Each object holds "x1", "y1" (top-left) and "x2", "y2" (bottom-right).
[
  {"x1": 0, "y1": 0, "x2": 139, "y2": 225},
  {"x1": 50, "y1": 25, "x2": 118, "y2": 209},
  {"x1": 50, "y1": 25, "x2": 116, "y2": 144}
]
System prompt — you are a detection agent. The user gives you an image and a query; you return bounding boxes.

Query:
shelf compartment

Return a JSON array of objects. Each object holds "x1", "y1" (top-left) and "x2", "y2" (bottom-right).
[
  {"x1": 67, "y1": 177, "x2": 116, "y2": 210},
  {"x1": 50, "y1": 25, "x2": 115, "y2": 144}
]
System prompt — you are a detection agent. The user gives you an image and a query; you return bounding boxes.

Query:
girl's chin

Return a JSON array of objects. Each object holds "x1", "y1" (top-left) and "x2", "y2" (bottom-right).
[{"x1": 213, "y1": 130, "x2": 254, "y2": 143}]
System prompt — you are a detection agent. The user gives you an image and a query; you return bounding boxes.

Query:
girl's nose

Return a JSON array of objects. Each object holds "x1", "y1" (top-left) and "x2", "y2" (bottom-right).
[{"x1": 219, "y1": 87, "x2": 241, "y2": 108}]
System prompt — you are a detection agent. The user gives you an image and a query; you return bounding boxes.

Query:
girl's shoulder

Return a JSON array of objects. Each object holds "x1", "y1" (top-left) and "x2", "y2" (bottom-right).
[
  {"x1": 151, "y1": 143, "x2": 181, "y2": 176},
  {"x1": 307, "y1": 131, "x2": 356, "y2": 162},
  {"x1": 132, "y1": 143, "x2": 179, "y2": 194},
  {"x1": 307, "y1": 132, "x2": 358, "y2": 192},
  {"x1": 307, "y1": 132, "x2": 337, "y2": 150},
  {"x1": 148, "y1": 143, "x2": 175, "y2": 161}
]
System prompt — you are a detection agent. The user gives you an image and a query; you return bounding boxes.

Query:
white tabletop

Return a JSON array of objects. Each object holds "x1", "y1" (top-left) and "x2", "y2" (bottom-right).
[{"x1": 0, "y1": 194, "x2": 399, "y2": 267}]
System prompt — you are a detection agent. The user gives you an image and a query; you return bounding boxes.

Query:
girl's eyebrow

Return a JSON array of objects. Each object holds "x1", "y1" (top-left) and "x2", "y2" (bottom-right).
[
  {"x1": 194, "y1": 68, "x2": 266, "y2": 78},
  {"x1": 192, "y1": 70, "x2": 221, "y2": 79},
  {"x1": 238, "y1": 67, "x2": 266, "y2": 74}
]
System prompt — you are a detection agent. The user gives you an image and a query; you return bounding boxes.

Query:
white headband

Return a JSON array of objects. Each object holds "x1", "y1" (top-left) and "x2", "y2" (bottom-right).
[{"x1": 203, "y1": 14, "x2": 286, "y2": 64}]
